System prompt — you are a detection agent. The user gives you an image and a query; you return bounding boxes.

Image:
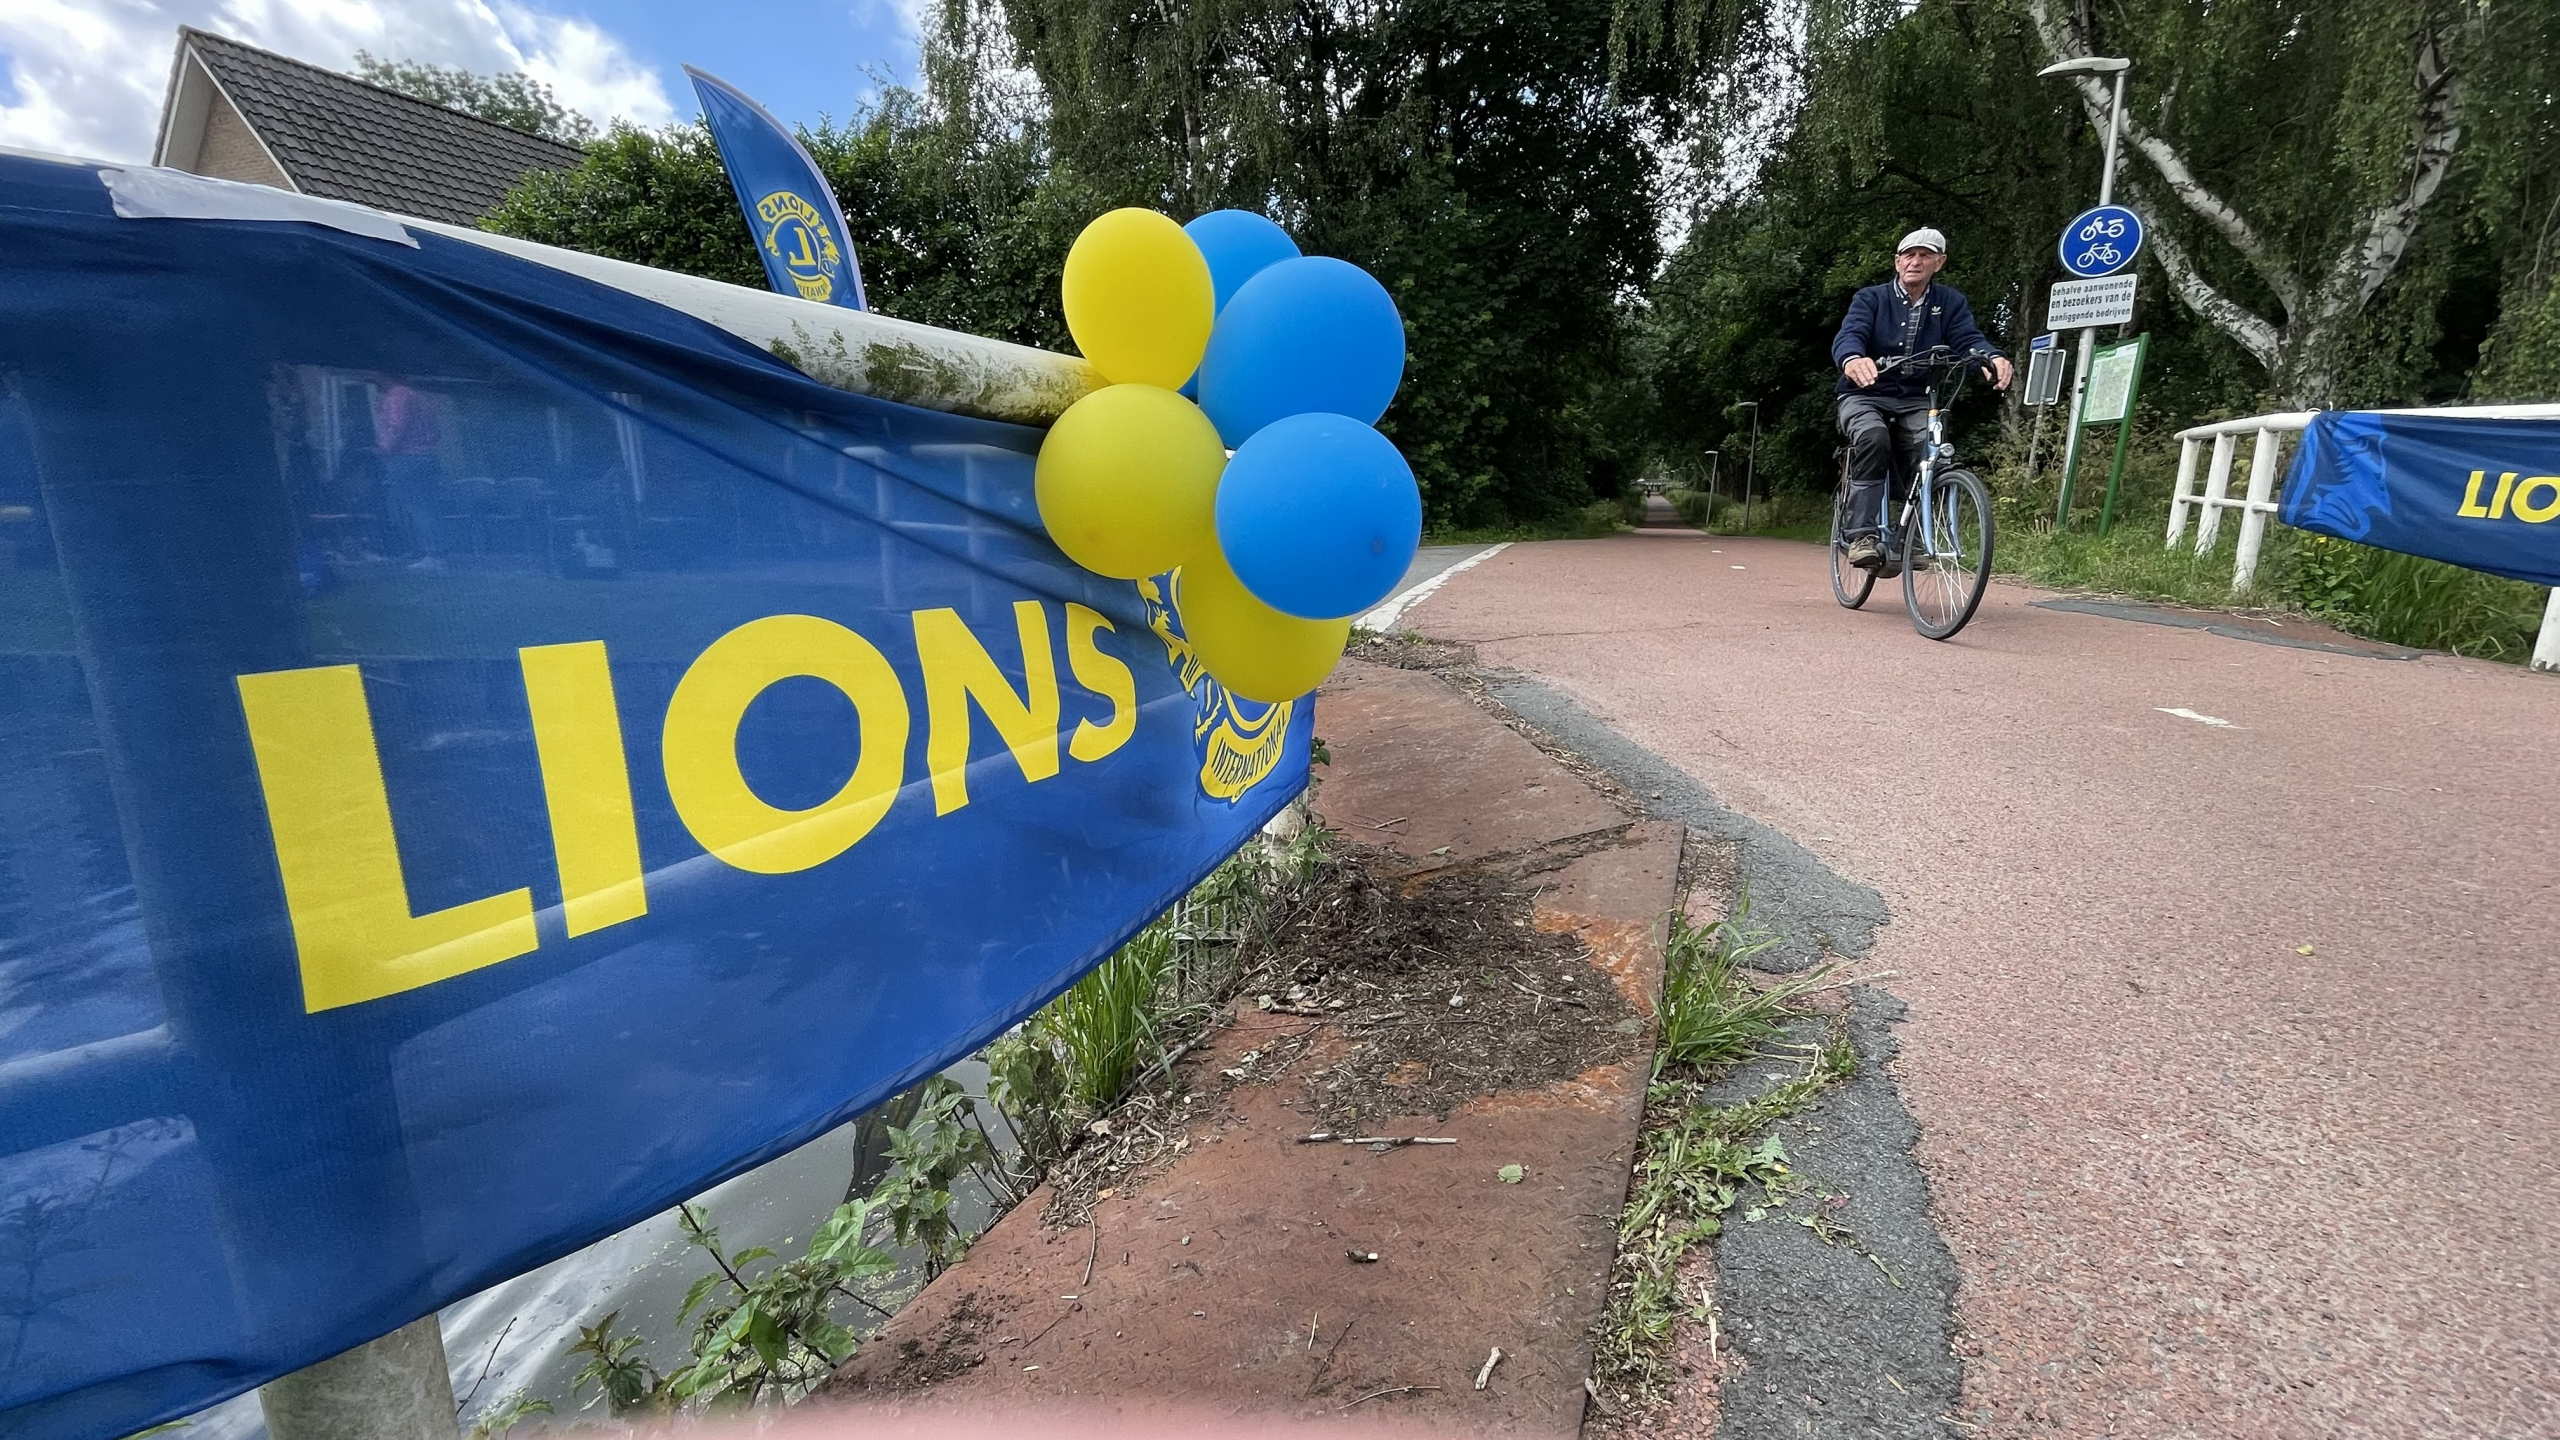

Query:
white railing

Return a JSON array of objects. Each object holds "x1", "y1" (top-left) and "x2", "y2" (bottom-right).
[{"x1": 2167, "y1": 404, "x2": 2560, "y2": 673}]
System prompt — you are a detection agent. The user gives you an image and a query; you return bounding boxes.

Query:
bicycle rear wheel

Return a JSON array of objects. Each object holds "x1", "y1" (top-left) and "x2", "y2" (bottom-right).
[
  {"x1": 1903, "y1": 467, "x2": 1993, "y2": 639},
  {"x1": 1829, "y1": 470, "x2": 1876, "y2": 610}
]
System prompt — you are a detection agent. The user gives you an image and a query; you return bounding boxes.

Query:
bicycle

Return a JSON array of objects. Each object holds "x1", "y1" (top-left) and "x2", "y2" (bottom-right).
[{"x1": 1828, "y1": 346, "x2": 1999, "y2": 640}]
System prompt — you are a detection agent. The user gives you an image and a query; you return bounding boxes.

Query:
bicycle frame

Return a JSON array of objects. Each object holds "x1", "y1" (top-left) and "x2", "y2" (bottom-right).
[{"x1": 1873, "y1": 354, "x2": 1977, "y2": 564}]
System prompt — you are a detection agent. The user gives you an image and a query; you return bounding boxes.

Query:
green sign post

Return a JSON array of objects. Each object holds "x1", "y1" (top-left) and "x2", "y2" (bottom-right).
[{"x1": 2054, "y1": 333, "x2": 2149, "y2": 535}]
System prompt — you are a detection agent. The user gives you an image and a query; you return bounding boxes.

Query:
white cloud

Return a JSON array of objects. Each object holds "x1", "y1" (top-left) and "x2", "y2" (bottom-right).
[
  {"x1": 494, "y1": 5, "x2": 671, "y2": 129},
  {"x1": 0, "y1": 0, "x2": 182, "y2": 163},
  {"x1": 0, "y1": 0, "x2": 673, "y2": 164}
]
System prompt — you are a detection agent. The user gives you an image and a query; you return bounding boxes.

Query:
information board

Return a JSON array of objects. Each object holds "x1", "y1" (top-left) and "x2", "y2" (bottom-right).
[{"x1": 2083, "y1": 340, "x2": 2144, "y2": 423}]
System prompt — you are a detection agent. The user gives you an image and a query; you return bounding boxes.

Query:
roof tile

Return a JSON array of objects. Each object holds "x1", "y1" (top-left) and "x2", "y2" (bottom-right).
[{"x1": 182, "y1": 27, "x2": 586, "y2": 225}]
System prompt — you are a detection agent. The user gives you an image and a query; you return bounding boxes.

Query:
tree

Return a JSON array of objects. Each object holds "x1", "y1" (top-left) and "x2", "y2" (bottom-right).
[
  {"x1": 352, "y1": 53, "x2": 599, "y2": 146},
  {"x1": 1005, "y1": 0, "x2": 1679, "y2": 526},
  {"x1": 2020, "y1": 0, "x2": 2541, "y2": 407},
  {"x1": 1635, "y1": 0, "x2": 2560, "y2": 509},
  {"x1": 483, "y1": 9, "x2": 1082, "y2": 352}
]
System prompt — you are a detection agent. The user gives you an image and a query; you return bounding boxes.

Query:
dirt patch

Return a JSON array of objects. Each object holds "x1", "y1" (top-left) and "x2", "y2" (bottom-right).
[
  {"x1": 1036, "y1": 1083, "x2": 1213, "y2": 1229},
  {"x1": 837, "y1": 1289, "x2": 995, "y2": 1393},
  {"x1": 1034, "y1": 845, "x2": 1641, "y2": 1223},
  {"x1": 1261, "y1": 852, "x2": 1640, "y2": 1129},
  {"x1": 1349, "y1": 629, "x2": 1478, "y2": 672},
  {"x1": 819, "y1": 661, "x2": 1685, "y2": 1436}
]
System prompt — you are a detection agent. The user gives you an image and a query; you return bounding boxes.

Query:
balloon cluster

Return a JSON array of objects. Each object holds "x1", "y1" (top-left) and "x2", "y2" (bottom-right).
[{"x1": 1035, "y1": 208, "x2": 1420, "y2": 703}]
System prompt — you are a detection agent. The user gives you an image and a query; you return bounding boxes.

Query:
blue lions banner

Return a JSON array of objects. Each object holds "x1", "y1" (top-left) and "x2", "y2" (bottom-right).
[
  {"x1": 688, "y1": 65, "x2": 868, "y2": 310},
  {"x1": 2283, "y1": 409, "x2": 2560, "y2": 587},
  {"x1": 0, "y1": 152, "x2": 1304, "y2": 1438}
]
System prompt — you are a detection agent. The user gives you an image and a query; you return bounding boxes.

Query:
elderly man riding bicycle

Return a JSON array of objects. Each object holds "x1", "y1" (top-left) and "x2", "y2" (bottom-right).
[{"x1": 1833, "y1": 227, "x2": 2012, "y2": 571}]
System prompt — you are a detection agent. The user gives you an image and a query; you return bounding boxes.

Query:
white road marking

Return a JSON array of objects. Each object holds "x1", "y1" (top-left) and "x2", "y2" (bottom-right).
[
  {"x1": 2157, "y1": 707, "x2": 2239, "y2": 728},
  {"x1": 1358, "y1": 542, "x2": 1510, "y2": 632}
]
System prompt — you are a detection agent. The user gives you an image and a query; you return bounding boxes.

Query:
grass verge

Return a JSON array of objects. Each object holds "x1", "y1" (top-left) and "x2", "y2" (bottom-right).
[
  {"x1": 1593, "y1": 907, "x2": 1855, "y2": 1414},
  {"x1": 1995, "y1": 520, "x2": 2548, "y2": 659}
]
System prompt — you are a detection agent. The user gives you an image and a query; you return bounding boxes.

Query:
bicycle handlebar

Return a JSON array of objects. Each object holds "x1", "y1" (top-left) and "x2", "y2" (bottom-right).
[{"x1": 1874, "y1": 345, "x2": 2002, "y2": 374}]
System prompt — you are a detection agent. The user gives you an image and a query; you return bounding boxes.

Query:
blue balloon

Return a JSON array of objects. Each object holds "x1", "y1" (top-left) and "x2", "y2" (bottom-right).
[
  {"x1": 1198, "y1": 256, "x2": 1405, "y2": 447},
  {"x1": 1215, "y1": 412, "x2": 1422, "y2": 620},
  {"x1": 1185, "y1": 209, "x2": 1301, "y2": 312}
]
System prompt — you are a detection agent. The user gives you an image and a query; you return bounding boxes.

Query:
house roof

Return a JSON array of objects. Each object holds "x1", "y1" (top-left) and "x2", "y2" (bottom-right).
[{"x1": 162, "y1": 27, "x2": 587, "y2": 225}]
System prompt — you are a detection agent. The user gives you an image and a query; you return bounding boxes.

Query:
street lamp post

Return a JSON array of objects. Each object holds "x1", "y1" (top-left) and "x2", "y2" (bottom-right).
[
  {"x1": 1738, "y1": 402, "x2": 1761, "y2": 532},
  {"x1": 2040, "y1": 54, "x2": 2131, "y2": 529}
]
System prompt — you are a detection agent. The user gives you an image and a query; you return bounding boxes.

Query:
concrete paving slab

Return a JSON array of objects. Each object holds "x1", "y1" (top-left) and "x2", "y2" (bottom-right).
[
  {"x1": 1315, "y1": 662, "x2": 1626, "y2": 871},
  {"x1": 821, "y1": 660, "x2": 1684, "y2": 1436}
]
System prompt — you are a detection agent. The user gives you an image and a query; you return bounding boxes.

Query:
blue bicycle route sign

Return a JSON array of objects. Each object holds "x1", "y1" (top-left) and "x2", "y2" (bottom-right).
[{"x1": 2059, "y1": 205, "x2": 2144, "y2": 278}]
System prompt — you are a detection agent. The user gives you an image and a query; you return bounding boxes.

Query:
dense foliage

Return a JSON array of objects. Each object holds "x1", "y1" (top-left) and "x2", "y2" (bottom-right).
[
  {"x1": 473, "y1": 0, "x2": 2556, "y2": 542},
  {"x1": 353, "y1": 52, "x2": 599, "y2": 144},
  {"x1": 1638, "y1": 0, "x2": 2560, "y2": 502}
]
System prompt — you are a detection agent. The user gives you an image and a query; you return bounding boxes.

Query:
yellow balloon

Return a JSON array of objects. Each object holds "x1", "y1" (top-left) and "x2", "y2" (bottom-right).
[
  {"x1": 1176, "y1": 547, "x2": 1352, "y2": 703},
  {"x1": 1036, "y1": 383, "x2": 1226, "y2": 579},
  {"x1": 1062, "y1": 208, "x2": 1215, "y2": 388}
]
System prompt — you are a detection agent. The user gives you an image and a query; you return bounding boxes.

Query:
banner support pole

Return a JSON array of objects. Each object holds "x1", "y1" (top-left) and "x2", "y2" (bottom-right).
[{"x1": 258, "y1": 1316, "x2": 457, "y2": 1440}]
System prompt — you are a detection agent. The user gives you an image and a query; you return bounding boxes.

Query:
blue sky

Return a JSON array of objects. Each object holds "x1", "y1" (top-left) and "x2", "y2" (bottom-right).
[
  {"x1": 0, "y1": 0, "x2": 928, "y2": 164},
  {"x1": 551, "y1": 0, "x2": 925, "y2": 128}
]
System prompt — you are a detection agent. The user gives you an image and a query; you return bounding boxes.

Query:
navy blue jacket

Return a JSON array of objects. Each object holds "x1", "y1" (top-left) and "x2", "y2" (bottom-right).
[{"x1": 1831, "y1": 280, "x2": 2001, "y2": 398}]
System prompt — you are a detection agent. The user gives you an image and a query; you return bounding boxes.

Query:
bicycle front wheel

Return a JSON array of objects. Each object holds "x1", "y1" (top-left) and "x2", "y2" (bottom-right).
[
  {"x1": 1903, "y1": 467, "x2": 1994, "y2": 640},
  {"x1": 1830, "y1": 472, "x2": 1876, "y2": 610}
]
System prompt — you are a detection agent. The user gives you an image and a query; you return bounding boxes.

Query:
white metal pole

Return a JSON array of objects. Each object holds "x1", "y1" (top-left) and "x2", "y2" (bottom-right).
[
  {"x1": 2195, "y1": 431, "x2": 2239, "y2": 554},
  {"x1": 2056, "y1": 73, "x2": 2128, "y2": 529},
  {"x1": 2098, "y1": 71, "x2": 2125, "y2": 205},
  {"x1": 2230, "y1": 426, "x2": 2285, "y2": 594},
  {"x1": 1743, "y1": 404, "x2": 1760, "y2": 532},
  {"x1": 2165, "y1": 436, "x2": 2201, "y2": 545}
]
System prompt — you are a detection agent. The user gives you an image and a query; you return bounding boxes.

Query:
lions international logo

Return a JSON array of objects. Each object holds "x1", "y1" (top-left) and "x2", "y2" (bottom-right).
[
  {"x1": 755, "y1": 191, "x2": 843, "y2": 302},
  {"x1": 1138, "y1": 575, "x2": 1294, "y2": 802}
]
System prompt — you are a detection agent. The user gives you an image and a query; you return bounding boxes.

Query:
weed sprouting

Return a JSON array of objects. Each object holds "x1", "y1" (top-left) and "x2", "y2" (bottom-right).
[
  {"x1": 1040, "y1": 925, "x2": 1177, "y2": 1115},
  {"x1": 1593, "y1": 901, "x2": 1861, "y2": 1414},
  {"x1": 1653, "y1": 901, "x2": 1838, "y2": 1079},
  {"x1": 463, "y1": 1390, "x2": 552, "y2": 1439},
  {"x1": 869, "y1": 1077, "x2": 1007, "y2": 1277}
]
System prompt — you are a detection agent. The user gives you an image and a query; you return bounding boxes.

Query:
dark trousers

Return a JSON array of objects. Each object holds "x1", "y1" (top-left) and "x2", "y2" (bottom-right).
[{"x1": 1836, "y1": 392, "x2": 1929, "y2": 540}]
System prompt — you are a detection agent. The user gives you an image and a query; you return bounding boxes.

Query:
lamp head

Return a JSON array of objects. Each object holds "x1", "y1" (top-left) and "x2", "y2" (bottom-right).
[{"x1": 2038, "y1": 56, "x2": 2131, "y2": 77}]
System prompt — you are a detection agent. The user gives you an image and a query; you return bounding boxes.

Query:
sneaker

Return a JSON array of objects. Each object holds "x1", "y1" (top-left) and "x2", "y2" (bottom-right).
[{"x1": 1845, "y1": 535, "x2": 1884, "y2": 569}]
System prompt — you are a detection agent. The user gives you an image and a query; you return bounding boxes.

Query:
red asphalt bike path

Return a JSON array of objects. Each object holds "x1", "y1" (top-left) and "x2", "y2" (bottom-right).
[{"x1": 1400, "y1": 529, "x2": 2558, "y2": 1438}]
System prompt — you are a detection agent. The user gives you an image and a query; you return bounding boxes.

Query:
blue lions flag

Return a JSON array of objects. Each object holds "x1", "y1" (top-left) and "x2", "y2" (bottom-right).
[
  {"x1": 0, "y1": 150, "x2": 1304, "y2": 1439},
  {"x1": 688, "y1": 65, "x2": 868, "y2": 309},
  {"x1": 2283, "y1": 409, "x2": 2560, "y2": 587}
]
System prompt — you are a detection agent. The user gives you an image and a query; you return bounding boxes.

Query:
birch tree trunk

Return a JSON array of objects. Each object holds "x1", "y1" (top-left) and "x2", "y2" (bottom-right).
[{"x1": 2023, "y1": 0, "x2": 2470, "y2": 408}]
